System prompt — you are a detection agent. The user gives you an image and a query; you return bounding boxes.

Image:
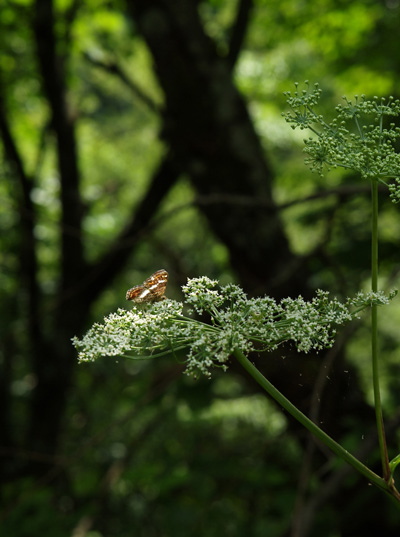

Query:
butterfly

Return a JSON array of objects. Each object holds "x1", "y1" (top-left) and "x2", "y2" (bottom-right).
[{"x1": 126, "y1": 269, "x2": 168, "y2": 303}]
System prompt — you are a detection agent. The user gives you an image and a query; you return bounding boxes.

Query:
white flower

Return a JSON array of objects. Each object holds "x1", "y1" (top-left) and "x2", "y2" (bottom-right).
[{"x1": 72, "y1": 278, "x2": 395, "y2": 377}]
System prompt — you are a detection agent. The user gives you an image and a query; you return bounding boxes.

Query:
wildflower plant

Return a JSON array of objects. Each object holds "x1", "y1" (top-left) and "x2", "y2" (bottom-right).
[
  {"x1": 73, "y1": 83, "x2": 400, "y2": 504},
  {"x1": 74, "y1": 281, "x2": 392, "y2": 377}
]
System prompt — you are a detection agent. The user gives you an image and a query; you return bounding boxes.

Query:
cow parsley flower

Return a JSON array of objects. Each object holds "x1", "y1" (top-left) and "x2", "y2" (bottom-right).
[
  {"x1": 72, "y1": 278, "x2": 393, "y2": 377},
  {"x1": 282, "y1": 82, "x2": 400, "y2": 200}
]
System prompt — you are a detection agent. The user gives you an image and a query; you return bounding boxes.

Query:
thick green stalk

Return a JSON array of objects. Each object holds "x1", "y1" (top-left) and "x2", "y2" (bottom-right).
[
  {"x1": 371, "y1": 179, "x2": 390, "y2": 480},
  {"x1": 233, "y1": 348, "x2": 389, "y2": 492}
]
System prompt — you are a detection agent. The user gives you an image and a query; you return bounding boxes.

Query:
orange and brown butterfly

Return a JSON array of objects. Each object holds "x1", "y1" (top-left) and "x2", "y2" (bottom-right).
[{"x1": 126, "y1": 269, "x2": 168, "y2": 304}]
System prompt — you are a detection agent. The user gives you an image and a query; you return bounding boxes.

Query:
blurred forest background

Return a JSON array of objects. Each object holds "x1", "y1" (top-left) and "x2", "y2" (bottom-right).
[{"x1": 2, "y1": 0, "x2": 400, "y2": 535}]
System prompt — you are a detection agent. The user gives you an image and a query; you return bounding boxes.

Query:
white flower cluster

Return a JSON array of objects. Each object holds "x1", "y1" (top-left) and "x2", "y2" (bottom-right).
[
  {"x1": 72, "y1": 278, "x2": 394, "y2": 377},
  {"x1": 72, "y1": 300, "x2": 184, "y2": 363},
  {"x1": 283, "y1": 83, "x2": 400, "y2": 194},
  {"x1": 350, "y1": 289, "x2": 397, "y2": 308}
]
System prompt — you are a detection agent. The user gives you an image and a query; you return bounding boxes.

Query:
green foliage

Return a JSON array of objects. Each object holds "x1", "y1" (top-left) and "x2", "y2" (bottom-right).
[{"x1": 2, "y1": 478, "x2": 76, "y2": 537}]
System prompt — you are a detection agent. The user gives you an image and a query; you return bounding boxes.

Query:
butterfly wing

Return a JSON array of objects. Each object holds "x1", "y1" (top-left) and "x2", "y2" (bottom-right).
[
  {"x1": 126, "y1": 285, "x2": 149, "y2": 302},
  {"x1": 126, "y1": 269, "x2": 168, "y2": 303}
]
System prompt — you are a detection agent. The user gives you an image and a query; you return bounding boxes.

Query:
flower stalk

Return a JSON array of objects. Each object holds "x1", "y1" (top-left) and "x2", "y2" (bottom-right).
[
  {"x1": 371, "y1": 178, "x2": 390, "y2": 480},
  {"x1": 233, "y1": 349, "x2": 383, "y2": 486},
  {"x1": 233, "y1": 347, "x2": 400, "y2": 502}
]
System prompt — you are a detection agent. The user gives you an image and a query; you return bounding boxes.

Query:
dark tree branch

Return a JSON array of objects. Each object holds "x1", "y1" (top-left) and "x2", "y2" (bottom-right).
[
  {"x1": 227, "y1": 0, "x2": 254, "y2": 70},
  {"x1": 33, "y1": 119, "x2": 52, "y2": 179},
  {"x1": 34, "y1": 0, "x2": 86, "y2": 298},
  {"x1": 79, "y1": 151, "x2": 180, "y2": 305},
  {"x1": 170, "y1": 183, "x2": 375, "y2": 213},
  {"x1": 83, "y1": 52, "x2": 161, "y2": 114},
  {"x1": 0, "y1": 83, "x2": 42, "y2": 457},
  {"x1": 0, "y1": 87, "x2": 41, "y2": 347},
  {"x1": 0, "y1": 102, "x2": 32, "y2": 192}
]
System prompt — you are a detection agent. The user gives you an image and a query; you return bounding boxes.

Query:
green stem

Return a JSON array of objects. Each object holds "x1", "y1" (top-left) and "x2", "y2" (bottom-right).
[
  {"x1": 233, "y1": 348, "x2": 390, "y2": 493},
  {"x1": 371, "y1": 179, "x2": 390, "y2": 480}
]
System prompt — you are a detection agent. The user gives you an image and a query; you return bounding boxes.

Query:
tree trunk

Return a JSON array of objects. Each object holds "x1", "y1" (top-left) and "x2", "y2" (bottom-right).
[{"x1": 128, "y1": 0, "x2": 306, "y2": 298}]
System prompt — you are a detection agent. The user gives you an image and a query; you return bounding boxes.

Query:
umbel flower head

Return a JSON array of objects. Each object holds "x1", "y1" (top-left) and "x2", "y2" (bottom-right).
[
  {"x1": 282, "y1": 82, "x2": 400, "y2": 202},
  {"x1": 72, "y1": 277, "x2": 394, "y2": 377}
]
